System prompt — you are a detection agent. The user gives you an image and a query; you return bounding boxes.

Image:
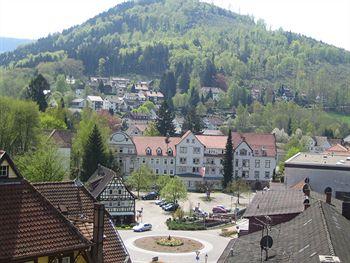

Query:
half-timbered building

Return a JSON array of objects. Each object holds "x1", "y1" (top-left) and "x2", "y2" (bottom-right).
[{"x1": 87, "y1": 164, "x2": 136, "y2": 225}]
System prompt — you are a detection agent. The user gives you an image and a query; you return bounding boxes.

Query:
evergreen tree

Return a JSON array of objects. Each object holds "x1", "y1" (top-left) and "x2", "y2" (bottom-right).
[
  {"x1": 25, "y1": 74, "x2": 49, "y2": 112},
  {"x1": 156, "y1": 100, "x2": 176, "y2": 136},
  {"x1": 160, "y1": 71, "x2": 176, "y2": 100},
  {"x1": 287, "y1": 117, "x2": 293, "y2": 136},
  {"x1": 178, "y1": 69, "x2": 190, "y2": 93},
  {"x1": 81, "y1": 124, "x2": 107, "y2": 181},
  {"x1": 189, "y1": 87, "x2": 200, "y2": 106},
  {"x1": 201, "y1": 58, "x2": 217, "y2": 87},
  {"x1": 223, "y1": 130, "x2": 233, "y2": 188},
  {"x1": 182, "y1": 106, "x2": 203, "y2": 134},
  {"x1": 130, "y1": 83, "x2": 136, "y2": 93}
]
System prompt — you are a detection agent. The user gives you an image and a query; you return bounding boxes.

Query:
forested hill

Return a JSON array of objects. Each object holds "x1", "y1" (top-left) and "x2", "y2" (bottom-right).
[{"x1": 1, "y1": 0, "x2": 350, "y2": 106}]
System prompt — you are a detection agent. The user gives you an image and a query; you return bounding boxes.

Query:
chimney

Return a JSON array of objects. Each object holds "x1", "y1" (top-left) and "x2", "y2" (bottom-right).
[
  {"x1": 342, "y1": 201, "x2": 350, "y2": 220},
  {"x1": 325, "y1": 187, "x2": 332, "y2": 204},
  {"x1": 304, "y1": 198, "x2": 310, "y2": 210},
  {"x1": 92, "y1": 203, "x2": 105, "y2": 263}
]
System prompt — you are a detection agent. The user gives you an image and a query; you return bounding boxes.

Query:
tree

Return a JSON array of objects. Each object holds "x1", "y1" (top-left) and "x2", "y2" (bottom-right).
[
  {"x1": 201, "y1": 58, "x2": 217, "y2": 87},
  {"x1": 178, "y1": 69, "x2": 190, "y2": 93},
  {"x1": 287, "y1": 117, "x2": 293, "y2": 136},
  {"x1": 24, "y1": 74, "x2": 49, "y2": 112},
  {"x1": 235, "y1": 104, "x2": 250, "y2": 132},
  {"x1": 160, "y1": 176, "x2": 187, "y2": 203},
  {"x1": 81, "y1": 124, "x2": 107, "y2": 181},
  {"x1": 226, "y1": 179, "x2": 250, "y2": 205},
  {"x1": 39, "y1": 113, "x2": 67, "y2": 130},
  {"x1": 160, "y1": 71, "x2": 176, "y2": 100},
  {"x1": 156, "y1": 100, "x2": 176, "y2": 136},
  {"x1": 144, "y1": 121, "x2": 161, "y2": 136},
  {"x1": 16, "y1": 140, "x2": 66, "y2": 182},
  {"x1": 155, "y1": 174, "x2": 171, "y2": 192},
  {"x1": 98, "y1": 58, "x2": 106, "y2": 76},
  {"x1": 127, "y1": 165, "x2": 156, "y2": 198},
  {"x1": 182, "y1": 106, "x2": 203, "y2": 134},
  {"x1": 223, "y1": 130, "x2": 233, "y2": 188}
]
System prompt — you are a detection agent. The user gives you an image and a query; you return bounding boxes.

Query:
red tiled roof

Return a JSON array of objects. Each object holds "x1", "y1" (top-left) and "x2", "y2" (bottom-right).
[
  {"x1": 325, "y1": 144, "x2": 349, "y2": 153},
  {"x1": 48, "y1": 129, "x2": 74, "y2": 148},
  {"x1": 232, "y1": 132, "x2": 276, "y2": 157},
  {"x1": 0, "y1": 180, "x2": 91, "y2": 261},
  {"x1": 132, "y1": 136, "x2": 181, "y2": 156},
  {"x1": 196, "y1": 135, "x2": 227, "y2": 149},
  {"x1": 33, "y1": 181, "x2": 129, "y2": 263}
]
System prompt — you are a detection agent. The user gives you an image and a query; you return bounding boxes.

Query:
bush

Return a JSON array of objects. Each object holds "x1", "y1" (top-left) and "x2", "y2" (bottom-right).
[
  {"x1": 166, "y1": 219, "x2": 206, "y2": 230},
  {"x1": 156, "y1": 237, "x2": 183, "y2": 246}
]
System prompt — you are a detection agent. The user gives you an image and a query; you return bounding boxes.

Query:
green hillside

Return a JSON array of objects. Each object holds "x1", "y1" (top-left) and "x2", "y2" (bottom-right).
[{"x1": 1, "y1": 0, "x2": 350, "y2": 107}]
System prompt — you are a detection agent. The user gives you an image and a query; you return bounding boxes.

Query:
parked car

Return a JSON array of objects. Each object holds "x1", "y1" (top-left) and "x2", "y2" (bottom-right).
[
  {"x1": 164, "y1": 203, "x2": 179, "y2": 212},
  {"x1": 155, "y1": 199, "x2": 164, "y2": 205},
  {"x1": 132, "y1": 223, "x2": 152, "y2": 232},
  {"x1": 160, "y1": 202, "x2": 169, "y2": 208},
  {"x1": 162, "y1": 203, "x2": 174, "y2": 210},
  {"x1": 212, "y1": 206, "x2": 228, "y2": 214},
  {"x1": 193, "y1": 208, "x2": 208, "y2": 217},
  {"x1": 141, "y1": 191, "x2": 159, "y2": 200}
]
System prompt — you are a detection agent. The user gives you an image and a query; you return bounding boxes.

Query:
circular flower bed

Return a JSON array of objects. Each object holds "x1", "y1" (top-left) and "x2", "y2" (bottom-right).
[{"x1": 156, "y1": 236, "x2": 183, "y2": 247}]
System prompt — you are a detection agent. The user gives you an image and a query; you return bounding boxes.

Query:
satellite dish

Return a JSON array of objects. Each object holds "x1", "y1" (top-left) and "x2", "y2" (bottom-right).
[
  {"x1": 260, "y1": 235, "x2": 273, "y2": 249},
  {"x1": 304, "y1": 177, "x2": 310, "y2": 184},
  {"x1": 302, "y1": 184, "x2": 310, "y2": 194}
]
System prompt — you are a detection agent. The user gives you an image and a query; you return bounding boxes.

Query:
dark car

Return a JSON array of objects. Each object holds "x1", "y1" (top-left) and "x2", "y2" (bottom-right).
[
  {"x1": 141, "y1": 191, "x2": 159, "y2": 200},
  {"x1": 212, "y1": 206, "x2": 228, "y2": 214},
  {"x1": 164, "y1": 203, "x2": 179, "y2": 212}
]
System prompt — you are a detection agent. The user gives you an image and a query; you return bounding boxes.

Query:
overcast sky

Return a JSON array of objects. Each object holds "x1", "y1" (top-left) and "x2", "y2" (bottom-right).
[{"x1": 0, "y1": 0, "x2": 349, "y2": 51}]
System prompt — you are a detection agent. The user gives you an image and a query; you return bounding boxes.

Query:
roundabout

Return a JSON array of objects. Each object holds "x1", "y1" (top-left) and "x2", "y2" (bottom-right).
[{"x1": 133, "y1": 235, "x2": 204, "y2": 253}]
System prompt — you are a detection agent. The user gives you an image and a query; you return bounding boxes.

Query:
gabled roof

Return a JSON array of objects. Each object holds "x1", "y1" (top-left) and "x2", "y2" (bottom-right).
[
  {"x1": 33, "y1": 181, "x2": 129, "y2": 263},
  {"x1": 0, "y1": 150, "x2": 21, "y2": 178},
  {"x1": 232, "y1": 132, "x2": 276, "y2": 157},
  {"x1": 325, "y1": 143, "x2": 349, "y2": 153},
  {"x1": 244, "y1": 189, "x2": 305, "y2": 217},
  {"x1": 220, "y1": 201, "x2": 350, "y2": 263},
  {"x1": 87, "y1": 95, "x2": 103, "y2": 102},
  {"x1": 0, "y1": 179, "x2": 91, "y2": 261},
  {"x1": 196, "y1": 135, "x2": 227, "y2": 149},
  {"x1": 48, "y1": 129, "x2": 74, "y2": 148},
  {"x1": 132, "y1": 136, "x2": 181, "y2": 156},
  {"x1": 87, "y1": 164, "x2": 136, "y2": 199}
]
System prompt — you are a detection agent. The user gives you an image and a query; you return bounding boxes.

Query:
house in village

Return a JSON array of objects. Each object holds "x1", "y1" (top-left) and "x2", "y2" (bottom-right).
[
  {"x1": 48, "y1": 129, "x2": 74, "y2": 171},
  {"x1": 200, "y1": 87, "x2": 224, "y2": 101},
  {"x1": 109, "y1": 130, "x2": 277, "y2": 190},
  {"x1": 124, "y1": 111, "x2": 152, "y2": 126},
  {"x1": 0, "y1": 150, "x2": 130, "y2": 263},
  {"x1": 103, "y1": 95, "x2": 127, "y2": 113},
  {"x1": 144, "y1": 91, "x2": 164, "y2": 104},
  {"x1": 70, "y1": 98, "x2": 85, "y2": 109},
  {"x1": 126, "y1": 124, "x2": 148, "y2": 136},
  {"x1": 87, "y1": 95, "x2": 104, "y2": 111},
  {"x1": 87, "y1": 165, "x2": 136, "y2": 225}
]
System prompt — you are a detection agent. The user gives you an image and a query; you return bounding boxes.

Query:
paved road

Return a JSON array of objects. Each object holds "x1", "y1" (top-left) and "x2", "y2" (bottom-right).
[
  {"x1": 119, "y1": 229, "x2": 231, "y2": 263},
  {"x1": 118, "y1": 192, "x2": 253, "y2": 263}
]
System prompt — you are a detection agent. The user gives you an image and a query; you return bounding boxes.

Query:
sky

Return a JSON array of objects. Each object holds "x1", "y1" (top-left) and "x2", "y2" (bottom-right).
[{"x1": 0, "y1": 0, "x2": 349, "y2": 51}]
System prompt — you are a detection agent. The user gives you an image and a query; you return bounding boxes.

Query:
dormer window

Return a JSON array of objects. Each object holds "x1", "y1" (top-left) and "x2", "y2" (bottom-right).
[
  {"x1": 0, "y1": 165, "x2": 9, "y2": 178},
  {"x1": 157, "y1": 148, "x2": 162, "y2": 156},
  {"x1": 146, "y1": 147, "x2": 152, "y2": 155},
  {"x1": 167, "y1": 148, "x2": 173, "y2": 156}
]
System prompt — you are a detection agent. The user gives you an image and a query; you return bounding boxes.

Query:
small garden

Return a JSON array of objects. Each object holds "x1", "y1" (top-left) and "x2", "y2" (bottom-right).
[
  {"x1": 166, "y1": 217, "x2": 230, "y2": 230},
  {"x1": 156, "y1": 236, "x2": 183, "y2": 246}
]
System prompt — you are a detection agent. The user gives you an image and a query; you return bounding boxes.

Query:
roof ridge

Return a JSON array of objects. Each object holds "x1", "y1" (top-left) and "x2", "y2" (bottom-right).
[
  {"x1": 33, "y1": 180, "x2": 74, "y2": 185},
  {"x1": 320, "y1": 201, "x2": 335, "y2": 256}
]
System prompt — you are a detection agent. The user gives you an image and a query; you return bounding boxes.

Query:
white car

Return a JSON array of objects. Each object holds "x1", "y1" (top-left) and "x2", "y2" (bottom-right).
[{"x1": 132, "y1": 223, "x2": 152, "y2": 232}]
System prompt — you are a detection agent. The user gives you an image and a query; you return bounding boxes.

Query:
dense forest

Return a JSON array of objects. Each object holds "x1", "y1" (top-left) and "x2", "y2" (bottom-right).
[{"x1": 1, "y1": 0, "x2": 350, "y2": 109}]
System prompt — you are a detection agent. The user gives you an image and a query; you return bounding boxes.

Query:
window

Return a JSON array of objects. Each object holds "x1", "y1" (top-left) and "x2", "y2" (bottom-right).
[
  {"x1": 167, "y1": 148, "x2": 173, "y2": 156},
  {"x1": 211, "y1": 168, "x2": 215, "y2": 174},
  {"x1": 170, "y1": 159, "x2": 174, "y2": 164},
  {"x1": 142, "y1": 158, "x2": 146, "y2": 163},
  {"x1": 265, "y1": 160, "x2": 271, "y2": 168},
  {"x1": 254, "y1": 150, "x2": 259, "y2": 155},
  {"x1": 239, "y1": 149, "x2": 247, "y2": 156},
  {"x1": 193, "y1": 158, "x2": 200, "y2": 165},
  {"x1": 180, "y1": 147, "x2": 187, "y2": 154},
  {"x1": 164, "y1": 159, "x2": 168, "y2": 165},
  {"x1": 235, "y1": 159, "x2": 239, "y2": 166},
  {"x1": 170, "y1": 170, "x2": 174, "y2": 175},
  {"x1": 242, "y1": 159, "x2": 250, "y2": 167},
  {"x1": 155, "y1": 169, "x2": 159, "y2": 174},
  {"x1": 0, "y1": 165, "x2": 9, "y2": 177},
  {"x1": 265, "y1": 171, "x2": 270, "y2": 179},
  {"x1": 179, "y1": 167, "x2": 186, "y2": 173},
  {"x1": 180, "y1": 157, "x2": 187, "y2": 164},
  {"x1": 220, "y1": 159, "x2": 224, "y2": 165},
  {"x1": 156, "y1": 159, "x2": 159, "y2": 164},
  {"x1": 61, "y1": 257, "x2": 70, "y2": 263},
  {"x1": 254, "y1": 171, "x2": 260, "y2": 179},
  {"x1": 157, "y1": 148, "x2": 162, "y2": 156},
  {"x1": 242, "y1": 171, "x2": 249, "y2": 178},
  {"x1": 193, "y1": 147, "x2": 201, "y2": 154},
  {"x1": 255, "y1": 160, "x2": 260, "y2": 168},
  {"x1": 119, "y1": 147, "x2": 123, "y2": 153},
  {"x1": 109, "y1": 190, "x2": 113, "y2": 195},
  {"x1": 186, "y1": 139, "x2": 190, "y2": 143},
  {"x1": 117, "y1": 201, "x2": 121, "y2": 206},
  {"x1": 192, "y1": 167, "x2": 199, "y2": 173},
  {"x1": 146, "y1": 147, "x2": 152, "y2": 155},
  {"x1": 164, "y1": 170, "x2": 167, "y2": 174},
  {"x1": 151, "y1": 158, "x2": 154, "y2": 164},
  {"x1": 192, "y1": 139, "x2": 195, "y2": 143},
  {"x1": 118, "y1": 189, "x2": 122, "y2": 195}
]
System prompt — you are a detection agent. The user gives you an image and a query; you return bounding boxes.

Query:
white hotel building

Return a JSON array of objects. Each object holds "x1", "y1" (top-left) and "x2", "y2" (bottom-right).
[{"x1": 109, "y1": 130, "x2": 277, "y2": 190}]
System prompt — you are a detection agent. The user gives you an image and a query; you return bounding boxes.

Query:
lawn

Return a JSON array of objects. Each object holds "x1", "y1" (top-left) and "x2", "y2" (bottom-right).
[{"x1": 326, "y1": 112, "x2": 350, "y2": 125}]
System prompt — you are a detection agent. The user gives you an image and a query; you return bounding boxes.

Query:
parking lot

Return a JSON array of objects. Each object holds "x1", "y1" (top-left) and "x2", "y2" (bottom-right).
[{"x1": 119, "y1": 191, "x2": 253, "y2": 262}]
